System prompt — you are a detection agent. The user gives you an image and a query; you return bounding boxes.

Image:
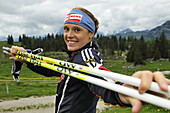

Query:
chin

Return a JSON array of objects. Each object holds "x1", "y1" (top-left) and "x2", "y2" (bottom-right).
[{"x1": 67, "y1": 47, "x2": 77, "y2": 51}]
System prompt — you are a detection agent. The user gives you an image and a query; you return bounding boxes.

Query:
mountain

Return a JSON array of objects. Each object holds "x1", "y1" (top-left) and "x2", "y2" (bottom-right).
[
  {"x1": 146, "y1": 20, "x2": 170, "y2": 39},
  {"x1": 119, "y1": 28, "x2": 133, "y2": 34},
  {"x1": 114, "y1": 20, "x2": 170, "y2": 39},
  {"x1": 115, "y1": 29, "x2": 149, "y2": 38}
]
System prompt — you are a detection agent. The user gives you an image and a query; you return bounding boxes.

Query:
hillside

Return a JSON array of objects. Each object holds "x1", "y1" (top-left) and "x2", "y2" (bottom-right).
[
  {"x1": 115, "y1": 29, "x2": 148, "y2": 38},
  {"x1": 146, "y1": 21, "x2": 170, "y2": 39},
  {"x1": 113, "y1": 20, "x2": 170, "y2": 39}
]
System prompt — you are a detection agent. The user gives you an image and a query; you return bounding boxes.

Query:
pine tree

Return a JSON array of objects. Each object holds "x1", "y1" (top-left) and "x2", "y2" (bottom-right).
[
  {"x1": 134, "y1": 47, "x2": 144, "y2": 65},
  {"x1": 139, "y1": 35, "x2": 147, "y2": 60},
  {"x1": 113, "y1": 35, "x2": 118, "y2": 50},
  {"x1": 168, "y1": 50, "x2": 170, "y2": 61},
  {"x1": 21, "y1": 34, "x2": 27, "y2": 47},
  {"x1": 159, "y1": 31, "x2": 168, "y2": 58},
  {"x1": 7, "y1": 35, "x2": 13, "y2": 45},
  {"x1": 126, "y1": 47, "x2": 134, "y2": 62},
  {"x1": 126, "y1": 37, "x2": 145, "y2": 65},
  {"x1": 153, "y1": 47, "x2": 161, "y2": 60},
  {"x1": 126, "y1": 38, "x2": 136, "y2": 62},
  {"x1": 11, "y1": 35, "x2": 14, "y2": 44},
  {"x1": 118, "y1": 36, "x2": 122, "y2": 51},
  {"x1": 134, "y1": 38, "x2": 145, "y2": 65},
  {"x1": 145, "y1": 40, "x2": 153, "y2": 59},
  {"x1": 19, "y1": 35, "x2": 22, "y2": 42}
]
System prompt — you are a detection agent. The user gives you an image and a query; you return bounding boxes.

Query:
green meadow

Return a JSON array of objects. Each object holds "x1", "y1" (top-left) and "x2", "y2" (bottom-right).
[{"x1": 0, "y1": 41, "x2": 170, "y2": 112}]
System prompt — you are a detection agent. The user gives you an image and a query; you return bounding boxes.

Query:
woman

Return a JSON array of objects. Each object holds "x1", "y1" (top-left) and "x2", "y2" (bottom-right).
[{"x1": 9, "y1": 7, "x2": 170, "y2": 113}]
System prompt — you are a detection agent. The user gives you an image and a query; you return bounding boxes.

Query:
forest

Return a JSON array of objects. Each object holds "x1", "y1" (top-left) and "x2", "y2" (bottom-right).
[{"x1": 7, "y1": 31, "x2": 170, "y2": 65}]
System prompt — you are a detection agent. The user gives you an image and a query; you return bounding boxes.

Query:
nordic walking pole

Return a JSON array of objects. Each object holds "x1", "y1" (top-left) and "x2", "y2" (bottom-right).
[
  {"x1": 15, "y1": 55, "x2": 170, "y2": 110},
  {"x1": 15, "y1": 50, "x2": 170, "y2": 96},
  {"x1": 2, "y1": 47, "x2": 170, "y2": 110}
]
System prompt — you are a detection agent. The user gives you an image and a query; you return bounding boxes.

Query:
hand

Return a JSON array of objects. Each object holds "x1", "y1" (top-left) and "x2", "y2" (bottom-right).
[
  {"x1": 8, "y1": 46, "x2": 27, "y2": 63},
  {"x1": 118, "y1": 71, "x2": 170, "y2": 113}
]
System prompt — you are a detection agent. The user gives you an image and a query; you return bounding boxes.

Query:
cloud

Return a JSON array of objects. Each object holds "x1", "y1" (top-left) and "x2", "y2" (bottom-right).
[{"x1": 0, "y1": 0, "x2": 170, "y2": 40}]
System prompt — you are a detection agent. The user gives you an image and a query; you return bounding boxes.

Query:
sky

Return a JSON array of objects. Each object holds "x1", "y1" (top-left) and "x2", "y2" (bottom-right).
[{"x1": 0, "y1": 0, "x2": 170, "y2": 40}]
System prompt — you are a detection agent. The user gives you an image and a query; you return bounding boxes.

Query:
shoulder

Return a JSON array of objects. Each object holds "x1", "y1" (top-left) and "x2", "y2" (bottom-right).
[{"x1": 79, "y1": 48, "x2": 103, "y2": 68}]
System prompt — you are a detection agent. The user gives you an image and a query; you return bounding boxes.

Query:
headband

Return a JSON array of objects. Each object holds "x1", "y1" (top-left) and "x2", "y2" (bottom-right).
[{"x1": 64, "y1": 9, "x2": 95, "y2": 34}]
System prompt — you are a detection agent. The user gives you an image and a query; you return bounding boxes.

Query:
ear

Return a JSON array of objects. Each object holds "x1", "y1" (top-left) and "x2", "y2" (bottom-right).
[{"x1": 89, "y1": 32, "x2": 94, "y2": 40}]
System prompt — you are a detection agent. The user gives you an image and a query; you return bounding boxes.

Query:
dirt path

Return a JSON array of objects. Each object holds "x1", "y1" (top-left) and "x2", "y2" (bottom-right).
[
  {"x1": 4, "y1": 108, "x2": 55, "y2": 113},
  {"x1": 0, "y1": 95, "x2": 110, "y2": 113}
]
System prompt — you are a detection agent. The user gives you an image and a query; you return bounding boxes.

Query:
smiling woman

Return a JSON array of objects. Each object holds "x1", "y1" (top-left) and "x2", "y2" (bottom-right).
[
  {"x1": 63, "y1": 24, "x2": 93, "y2": 51},
  {"x1": 63, "y1": 7, "x2": 98, "y2": 51}
]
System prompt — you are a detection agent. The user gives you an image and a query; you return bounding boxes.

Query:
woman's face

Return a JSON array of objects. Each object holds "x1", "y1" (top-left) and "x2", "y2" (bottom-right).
[{"x1": 64, "y1": 23, "x2": 94, "y2": 51}]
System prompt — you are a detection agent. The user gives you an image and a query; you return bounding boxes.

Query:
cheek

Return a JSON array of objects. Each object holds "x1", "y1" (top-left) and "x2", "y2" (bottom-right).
[
  {"x1": 79, "y1": 33, "x2": 90, "y2": 42},
  {"x1": 63, "y1": 35, "x2": 67, "y2": 43},
  {"x1": 83, "y1": 36, "x2": 91, "y2": 44},
  {"x1": 79, "y1": 37, "x2": 88, "y2": 45}
]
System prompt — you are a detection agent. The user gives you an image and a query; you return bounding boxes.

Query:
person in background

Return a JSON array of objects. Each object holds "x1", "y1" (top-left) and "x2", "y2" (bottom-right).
[{"x1": 8, "y1": 7, "x2": 170, "y2": 113}]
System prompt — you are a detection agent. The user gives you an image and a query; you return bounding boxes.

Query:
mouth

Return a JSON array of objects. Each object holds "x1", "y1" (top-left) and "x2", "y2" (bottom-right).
[{"x1": 67, "y1": 40, "x2": 78, "y2": 45}]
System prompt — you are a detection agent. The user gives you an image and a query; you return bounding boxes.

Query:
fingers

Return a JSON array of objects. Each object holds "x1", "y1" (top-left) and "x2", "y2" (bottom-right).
[
  {"x1": 132, "y1": 71, "x2": 169, "y2": 94},
  {"x1": 119, "y1": 91, "x2": 142, "y2": 113},
  {"x1": 9, "y1": 56, "x2": 23, "y2": 62},
  {"x1": 10, "y1": 46, "x2": 26, "y2": 55},
  {"x1": 119, "y1": 71, "x2": 169, "y2": 113},
  {"x1": 8, "y1": 46, "x2": 27, "y2": 63},
  {"x1": 153, "y1": 71, "x2": 169, "y2": 92},
  {"x1": 8, "y1": 52, "x2": 13, "y2": 56},
  {"x1": 132, "y1": 71, "x2": 153, "y2": 94},
  {"x1": 129, "y1": 97, "x2": 142, "y2": 113}
]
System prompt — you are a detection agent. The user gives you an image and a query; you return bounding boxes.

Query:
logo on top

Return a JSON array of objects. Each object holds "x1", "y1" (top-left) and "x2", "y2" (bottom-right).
[{"x1": 65, "y1": 13, "x2": 82, "y2": 23}]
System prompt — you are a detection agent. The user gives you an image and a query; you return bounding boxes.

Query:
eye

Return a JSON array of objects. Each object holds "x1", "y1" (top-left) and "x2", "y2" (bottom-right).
[
  {"x1": 74, "y1": 27, "x2": 81, "y2": 32},
  {"x1": 64, "y1": 26, "x2": 69, "y2": 32}
]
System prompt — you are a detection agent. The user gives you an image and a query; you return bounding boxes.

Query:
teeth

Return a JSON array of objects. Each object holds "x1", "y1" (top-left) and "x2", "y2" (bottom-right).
[
  {"x1": 69, "y1": 41, "x2": 77, "y2": 43},
  {"x1": 69, "y1": 41, "x2": 75, "y2": 43}
]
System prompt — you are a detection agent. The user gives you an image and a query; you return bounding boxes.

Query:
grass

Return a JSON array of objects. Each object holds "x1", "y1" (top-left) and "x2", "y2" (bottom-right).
[
  {"x1": 101, "y1": 59, "x2": 170, "y2": 113},
  {"x1": 0, "y1": 41, "x2": 170, "y2": 112},
  {"x1": 0, "y1": 80, "x2": 58, "y2": 100},
  {"x1": 0, "y1": 42, "x2": 61, "y2": 100},
  {"x1": 104, "y1": 59, "x2": 170, "y2": 79},
  {"x1": 101, "y1": 104, "x2": 170, "y2": 113}
]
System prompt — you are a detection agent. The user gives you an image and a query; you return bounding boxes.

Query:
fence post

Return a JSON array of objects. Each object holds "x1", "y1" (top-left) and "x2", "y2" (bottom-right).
[{"x1": 6, "y1": 83, "x2": 9, "y2": 94}]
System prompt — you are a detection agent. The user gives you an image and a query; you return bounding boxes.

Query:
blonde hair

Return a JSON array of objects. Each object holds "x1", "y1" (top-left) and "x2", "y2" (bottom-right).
[{"x1": 72, "y1": 7, "x2": 99, "y2": 34}]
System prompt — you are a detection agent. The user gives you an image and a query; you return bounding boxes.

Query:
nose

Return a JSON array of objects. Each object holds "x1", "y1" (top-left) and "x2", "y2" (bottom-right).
[{"x1": 67, "y1": 30, "x2": 74, "y2": 38}]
